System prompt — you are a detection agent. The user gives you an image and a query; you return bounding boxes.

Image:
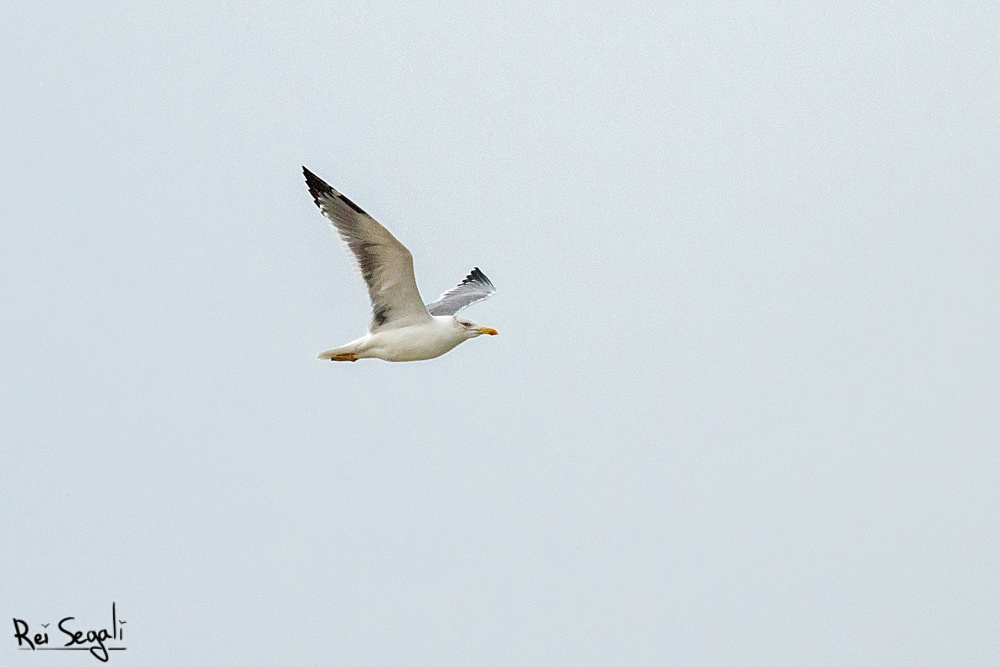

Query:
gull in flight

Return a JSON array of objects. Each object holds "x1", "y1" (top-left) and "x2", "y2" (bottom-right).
[{"x1": 303, "y1": 167, "x2": 498, "y2": 362}]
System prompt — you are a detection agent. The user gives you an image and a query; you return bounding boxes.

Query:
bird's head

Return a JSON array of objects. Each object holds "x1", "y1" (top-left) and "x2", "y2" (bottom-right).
[{"x1": 454, "y1": 317, "x2": 498, "y2": 339}]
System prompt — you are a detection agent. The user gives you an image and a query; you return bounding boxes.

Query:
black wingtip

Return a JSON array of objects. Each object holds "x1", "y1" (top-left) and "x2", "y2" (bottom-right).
[
  {"x1": 302, "y1": 166, "x2": 333, "y2": 206},
  {"x1": 301, "y1": 167, "x2": 368, "y2": 215},
  {"x1": 465, "y1": 267, "x2": 494, "y2": 289}
]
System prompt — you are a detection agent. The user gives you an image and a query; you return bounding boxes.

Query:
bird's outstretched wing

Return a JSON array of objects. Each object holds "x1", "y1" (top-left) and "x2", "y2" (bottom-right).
[
  {"x1": 303, "y1": 167, "x2": 431, "y2": 332},
  {"x1": 426, "y1": 267, "x2": 496, "y2": 316}
]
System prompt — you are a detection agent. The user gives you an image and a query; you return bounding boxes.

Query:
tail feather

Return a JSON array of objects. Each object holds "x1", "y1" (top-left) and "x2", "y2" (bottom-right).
[{"x1": 319, "y1": 340, "x2": 363, "y2": 361}]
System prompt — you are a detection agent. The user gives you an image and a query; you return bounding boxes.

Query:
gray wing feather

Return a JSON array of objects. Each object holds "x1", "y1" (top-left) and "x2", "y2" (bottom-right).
[
  {"x1": 426, "y1": 267, "x2": 496, "y2": 316},
  {"x1": 303, "y1": 167, "x2": 431, "y2": 332}
]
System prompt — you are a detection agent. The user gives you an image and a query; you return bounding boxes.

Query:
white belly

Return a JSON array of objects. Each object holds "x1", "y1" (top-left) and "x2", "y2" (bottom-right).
[{"x1": 363, "y1": 317, "x2": 463, "y2": 362}]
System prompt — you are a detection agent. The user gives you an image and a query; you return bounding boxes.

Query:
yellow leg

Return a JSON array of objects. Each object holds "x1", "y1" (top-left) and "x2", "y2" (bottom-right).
[{"x1": 331, "y1": 353, "x2": 358, "y2": 362}]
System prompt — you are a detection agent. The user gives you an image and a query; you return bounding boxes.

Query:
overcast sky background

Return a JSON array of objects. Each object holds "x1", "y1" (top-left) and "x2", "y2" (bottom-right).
[{"x1": 2, "y1": 1, "x2": 999, "y2": 664}]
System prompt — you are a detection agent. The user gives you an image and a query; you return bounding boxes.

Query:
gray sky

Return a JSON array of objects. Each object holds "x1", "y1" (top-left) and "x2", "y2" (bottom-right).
[{"x1": 2, "y1": 1, "x2": 998, "y2": 664}]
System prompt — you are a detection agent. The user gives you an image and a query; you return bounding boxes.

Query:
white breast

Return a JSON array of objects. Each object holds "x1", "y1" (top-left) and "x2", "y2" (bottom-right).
[{"x1": 364, "y1": 316, "x2": 464, "y2": 361}]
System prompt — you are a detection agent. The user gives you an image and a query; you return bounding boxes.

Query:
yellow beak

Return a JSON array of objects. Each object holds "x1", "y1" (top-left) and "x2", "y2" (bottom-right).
[{"x1": 477, "y1": 327, "x2": 499, "y2": 336}]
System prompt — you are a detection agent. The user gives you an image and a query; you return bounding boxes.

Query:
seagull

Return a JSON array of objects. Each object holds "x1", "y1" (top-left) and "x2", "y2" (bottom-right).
[{"x1": 303, "y1": 167, "x2": 498, "y2": 362}]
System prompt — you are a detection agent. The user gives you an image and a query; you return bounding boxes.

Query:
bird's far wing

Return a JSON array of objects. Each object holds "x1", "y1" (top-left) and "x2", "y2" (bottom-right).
[
  {"x1": 425, "y1": 267, "x2": 496, "y2": 316},
  {"x1": 304, "y1": 167, "x2": 431, "y2": 332}
]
